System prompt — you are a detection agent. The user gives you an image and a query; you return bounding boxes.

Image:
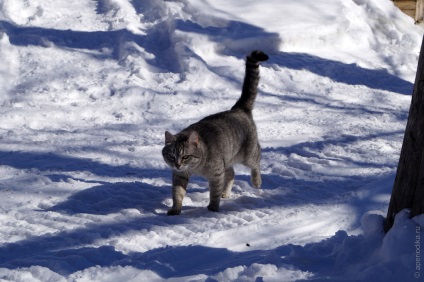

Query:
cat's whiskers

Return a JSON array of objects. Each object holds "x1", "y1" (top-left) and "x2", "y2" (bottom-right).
[{"x1": 185, "y1": 168, "x2": 193, "y2": 177}]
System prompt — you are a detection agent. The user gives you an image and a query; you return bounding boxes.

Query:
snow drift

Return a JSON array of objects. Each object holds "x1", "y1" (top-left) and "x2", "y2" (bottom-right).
[{"x1": 0, "y1": 0, "x2": 423, "y2": 281}]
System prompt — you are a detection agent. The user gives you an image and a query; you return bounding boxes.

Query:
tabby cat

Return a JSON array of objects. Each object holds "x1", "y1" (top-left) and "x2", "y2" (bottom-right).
[{"x1": 162, "y1": 50, "x2": 268, "y2": 215}]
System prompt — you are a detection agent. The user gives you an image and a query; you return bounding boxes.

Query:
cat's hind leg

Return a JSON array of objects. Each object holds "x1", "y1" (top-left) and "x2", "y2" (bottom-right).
[
  {"x1": 244, "y1": 143, "x2": 262, "y2": 189},
  {"x1": 222, "y1": 167, "x2": 235, "y2": 198}
]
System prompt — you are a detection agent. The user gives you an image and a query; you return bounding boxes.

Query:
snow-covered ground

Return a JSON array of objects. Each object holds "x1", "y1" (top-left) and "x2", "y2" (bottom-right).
[{"x1": 0, "y1": 0, "x2": 423, "y2": 281}]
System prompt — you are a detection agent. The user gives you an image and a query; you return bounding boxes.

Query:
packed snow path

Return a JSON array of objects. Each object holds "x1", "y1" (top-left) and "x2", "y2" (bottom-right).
[{"x1": 0, "y1": 0, "x2": 423, "y2": 281}]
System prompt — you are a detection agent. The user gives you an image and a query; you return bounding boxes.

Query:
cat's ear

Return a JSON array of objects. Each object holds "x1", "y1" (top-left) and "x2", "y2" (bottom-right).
[
  {"x1": 188, "y1": 131, "x2": 199, "y2": 148},
  {"x1": 165, "y1": 131, "x2": 176, "y2": 145}
]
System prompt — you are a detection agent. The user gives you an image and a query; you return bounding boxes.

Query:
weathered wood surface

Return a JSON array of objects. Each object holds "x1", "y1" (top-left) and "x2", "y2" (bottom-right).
[
  {"x1": 404, "y1": 9, "x2": 417, "y2": 18},
  {"x1": 384, "y1": 35, "x2": 424, "y2": 232},
  {"x1": 417, "y1": 0, "x2": 424, "y2": 21},
  {"x1": 395, "y1": 1, "x2": 417, "y2": 10},
  {"x1": 393, "y1": 0, "x2": 424, "y2": 22}
]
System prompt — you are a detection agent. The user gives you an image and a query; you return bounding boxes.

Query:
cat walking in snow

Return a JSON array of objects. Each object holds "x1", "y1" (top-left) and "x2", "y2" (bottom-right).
[{"x1": 162, "y1": 51, "x2": 268, "y2": 215}]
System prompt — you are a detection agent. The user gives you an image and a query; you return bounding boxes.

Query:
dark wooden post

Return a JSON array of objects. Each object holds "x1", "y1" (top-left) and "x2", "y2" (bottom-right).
[{"x1": 384, "y1": 35, "x2": 424, "y2": 232}]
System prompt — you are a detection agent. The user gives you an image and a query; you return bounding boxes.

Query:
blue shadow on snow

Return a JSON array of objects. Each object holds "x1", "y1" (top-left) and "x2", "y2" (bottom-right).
[
  {"x1": 0, "y1": 226, "x2": 393, "y2": 280},
  {"x1": 0, "y1": 149, "x2": 173, "y2": 215},
  {"x1": 270, "y1": 52, "x2": 413, "y2": 95}
]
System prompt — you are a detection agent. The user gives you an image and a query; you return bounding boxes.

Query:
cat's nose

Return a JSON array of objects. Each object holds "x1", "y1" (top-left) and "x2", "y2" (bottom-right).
[{"x1": 175, "y1": 163, "x2": 181, "y2": 169}]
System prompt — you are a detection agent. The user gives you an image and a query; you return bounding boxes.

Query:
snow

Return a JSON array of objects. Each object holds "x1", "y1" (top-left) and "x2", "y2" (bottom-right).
[{"x1": 0, "y1": 0, "x2": 423, "y2": 281}]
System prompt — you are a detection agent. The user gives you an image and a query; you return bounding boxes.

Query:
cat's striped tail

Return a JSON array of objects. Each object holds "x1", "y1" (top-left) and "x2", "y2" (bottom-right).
[{"x1": 232, "y1": 50, "x2": 268, "y2": 112}]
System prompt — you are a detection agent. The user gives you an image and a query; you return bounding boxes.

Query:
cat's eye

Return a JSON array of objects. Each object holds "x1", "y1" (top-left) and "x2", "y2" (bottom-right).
[
  {"x1": 182, "y1": 155, "x2": 190, "y2": 160},
  {"x1": 168, "y1": 155, "x2": 175, "y2": 161}
]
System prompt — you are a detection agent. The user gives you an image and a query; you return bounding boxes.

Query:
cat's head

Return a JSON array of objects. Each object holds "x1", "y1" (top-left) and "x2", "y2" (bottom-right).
[{"x1": 162, "y1": 130, "x2": 202, "y2": 172}]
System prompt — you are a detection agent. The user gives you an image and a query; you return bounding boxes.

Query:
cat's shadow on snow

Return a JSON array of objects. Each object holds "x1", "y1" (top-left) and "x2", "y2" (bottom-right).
[
  {"x1": 47, "y1": 179, "x2": 170, "y2": 215},
  {"x1": 0, "y1": 150, "x2": 172, "y2": 214}
]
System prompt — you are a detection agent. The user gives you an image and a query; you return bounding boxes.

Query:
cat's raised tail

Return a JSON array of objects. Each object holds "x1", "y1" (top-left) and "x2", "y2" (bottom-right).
[{"x1": 231, "y1": 50, "x2": 268, "y2": 112}]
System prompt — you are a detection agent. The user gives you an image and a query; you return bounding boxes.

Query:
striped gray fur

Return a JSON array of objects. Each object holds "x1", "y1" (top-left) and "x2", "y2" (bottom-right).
[{"x1": 162, "y1": 50, "x2": 268, "y2": 215}]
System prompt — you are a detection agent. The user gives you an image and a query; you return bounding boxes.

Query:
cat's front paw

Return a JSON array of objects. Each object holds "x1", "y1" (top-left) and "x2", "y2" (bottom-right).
[
  {"x1": 167, "y1": 208, "x2": 181, "y2": 216},
  {"x1": 221, "y1": 192, "x2": 231, "y2": 198},
  {"x1": 207, "y1": 204, "x2": 220, "y2": 212}
]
